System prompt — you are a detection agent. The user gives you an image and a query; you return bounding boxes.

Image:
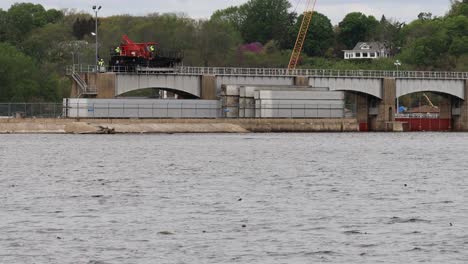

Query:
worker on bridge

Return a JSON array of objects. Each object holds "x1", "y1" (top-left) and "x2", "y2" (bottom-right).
[
  {"x1": 98, "y1": 58, "x2": 106, "y2": 72},
  {"x1": 115, "y1": 46, "x2": 121, "y2": 54}
]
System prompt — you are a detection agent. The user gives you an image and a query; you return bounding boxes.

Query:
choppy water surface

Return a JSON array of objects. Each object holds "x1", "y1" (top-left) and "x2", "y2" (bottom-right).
[{"x1": 1, "y1": 133, "x2": 468, "y2": 264}]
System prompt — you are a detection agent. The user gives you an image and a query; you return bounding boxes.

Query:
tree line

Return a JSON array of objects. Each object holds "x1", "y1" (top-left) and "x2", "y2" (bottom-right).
[{"x1": 0, "y1": 0, "x2": 466, "y2": 102}]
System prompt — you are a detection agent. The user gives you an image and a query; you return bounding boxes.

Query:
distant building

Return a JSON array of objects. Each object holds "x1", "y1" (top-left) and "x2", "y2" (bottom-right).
[{"x1": 343, "y1": 42, "x2": 390, "y2": 60}]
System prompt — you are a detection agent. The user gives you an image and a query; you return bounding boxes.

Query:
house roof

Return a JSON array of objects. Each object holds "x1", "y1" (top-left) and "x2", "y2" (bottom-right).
[{"x1": 343, "y1": 42, "x2": 388, "y2": 52}]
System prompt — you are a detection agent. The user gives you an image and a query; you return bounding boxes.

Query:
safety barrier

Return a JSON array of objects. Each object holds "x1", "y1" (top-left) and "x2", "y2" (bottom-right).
[{"x1": 66, "y1": 64, "x2": 468, "y2": 80}]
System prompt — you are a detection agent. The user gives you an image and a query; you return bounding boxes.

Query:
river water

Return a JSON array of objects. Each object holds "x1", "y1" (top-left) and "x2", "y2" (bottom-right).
[{"x1": 0, "y1": 133, "x2": 467, "y2": 264}]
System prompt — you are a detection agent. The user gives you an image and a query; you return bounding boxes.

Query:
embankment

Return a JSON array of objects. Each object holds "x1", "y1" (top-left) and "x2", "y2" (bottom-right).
[{"x1": 0, "y1": 118, "x2": 358, "y2": 134}]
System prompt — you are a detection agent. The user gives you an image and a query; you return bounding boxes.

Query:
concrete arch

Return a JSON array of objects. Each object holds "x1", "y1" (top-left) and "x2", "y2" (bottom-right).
[
  {"x1": 115, "y1": 74, "x2": 201, "y2": 98},
  {"x1": 397, "y1": 79, "x2": 465, "y2": 100},
  {"x1": 309, "y1": 77, "x2": 383, "y2": 99},
  {"x1": 118, "y1": 87, "x2": 199, "y2": 99}
]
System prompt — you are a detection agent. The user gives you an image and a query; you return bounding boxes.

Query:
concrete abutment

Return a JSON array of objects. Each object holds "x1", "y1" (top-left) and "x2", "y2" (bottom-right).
[{"x1": 71, "y1": 73, "x2": 116, "y2": 99}]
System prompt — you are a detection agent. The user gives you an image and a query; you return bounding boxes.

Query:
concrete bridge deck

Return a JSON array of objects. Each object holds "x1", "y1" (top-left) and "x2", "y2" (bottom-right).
[{"x1": 68, "y1": 65, "x2": 468, "y2": 79}]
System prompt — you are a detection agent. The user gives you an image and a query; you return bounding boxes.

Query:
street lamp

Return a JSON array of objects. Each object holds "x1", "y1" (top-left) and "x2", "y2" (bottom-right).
[
  {"x1": 394, "y1": 60, "x2": 402, "y2": 113},
  {"x1": 92, "y1": 5, "x2": 102, "y2": 69}
]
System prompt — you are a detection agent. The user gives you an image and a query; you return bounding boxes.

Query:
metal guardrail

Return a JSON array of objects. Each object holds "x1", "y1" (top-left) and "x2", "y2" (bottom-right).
[{"x1": 66, "y1": 64, "x2": 468, "y2": 80}]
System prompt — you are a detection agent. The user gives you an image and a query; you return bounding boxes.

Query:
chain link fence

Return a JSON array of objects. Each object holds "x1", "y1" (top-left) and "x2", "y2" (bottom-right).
[{"x1": 0, "y1": 103, "x2": 63, "y2": 118}]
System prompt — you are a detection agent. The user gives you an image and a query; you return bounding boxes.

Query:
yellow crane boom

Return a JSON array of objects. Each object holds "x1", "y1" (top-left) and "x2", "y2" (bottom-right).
[
  {"x1": 288, "y1": 0, "x2": 317, "y2": 70},
  {"x1": 423, "y1": 93, "x2": 438, "y2": 108}
]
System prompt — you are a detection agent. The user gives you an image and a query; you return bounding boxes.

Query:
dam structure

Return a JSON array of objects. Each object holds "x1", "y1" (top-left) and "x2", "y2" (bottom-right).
[{"x1": 67, "y1": 65, "x2": 468, "y2": 131}]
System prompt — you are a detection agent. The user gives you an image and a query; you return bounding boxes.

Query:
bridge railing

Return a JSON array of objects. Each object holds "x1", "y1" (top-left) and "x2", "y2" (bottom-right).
[
  {"x1": 66, "y1": 64, "x2": 98, "y2": 75},
  {"x1": 177, "y1": 67, "x2": 468, "y2": 80},
  {"x1": 66, "y1": 65, "x2": 468, "y2": 80}
]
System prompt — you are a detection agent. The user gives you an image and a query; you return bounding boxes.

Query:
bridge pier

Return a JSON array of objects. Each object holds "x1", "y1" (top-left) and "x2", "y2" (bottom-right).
[
  {"x1": 439, "y1": 95, "x2": 452, "y2": 120},
  {"x1": 201, "y1": 75, "x2": 217, "y2": 100},
  {"x1": 453, "y1": 80, "x2": 468, "y2": 131},
  {"x1": 294, "y1": 76, "x2": 309, "y2": 86},
  {"x1": 355, "y1": 93, "x2": 370, "y2": 131},
  {"x1": 370, "y1": 78, "x2": 396, "y2": 131}
]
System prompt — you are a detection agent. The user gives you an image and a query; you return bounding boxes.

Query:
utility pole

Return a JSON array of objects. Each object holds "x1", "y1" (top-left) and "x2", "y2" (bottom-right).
[
  {"x1": 394, "y1": 60, "x2": 402, "y2": 113},
  {"x1": 92, "y1": 5, "x2": 102, "y2": 70}
]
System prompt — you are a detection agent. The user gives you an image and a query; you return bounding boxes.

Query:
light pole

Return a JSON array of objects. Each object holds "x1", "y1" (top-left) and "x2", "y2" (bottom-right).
[
  {"x1": 394, "y1": 60, "x2": 402, "y2": 113},
  {"x1": 92, "y1": 5, "x2": 102, "y2": 69}
]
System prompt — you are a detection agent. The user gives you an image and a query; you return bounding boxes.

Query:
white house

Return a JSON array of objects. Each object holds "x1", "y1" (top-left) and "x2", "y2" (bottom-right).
[{"x1": 343, "y1": 42, "x2": 390, "y2": 60}]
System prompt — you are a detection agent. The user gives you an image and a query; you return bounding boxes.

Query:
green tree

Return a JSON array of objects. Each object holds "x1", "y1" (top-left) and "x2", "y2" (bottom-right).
[
  {"x1": 449, "y1": 36, "x2": 468, "y2": 56},
  {"x1": 0, "y1": 43, "x2": 40, "y2": 101},
  {"x1": 337, "y1": 12, "x2": 379, "y2": 49},
  {"x1": 22, "y1": 23, "x2": 73, "y2": 62},
  {"x1": 448, "y1": 0, "x2": 468, "y2": 17},
  {"x1": 400, "y1": 19, "x2": 451, "y2": 70},
  {"x1": 293, "y1": 12, "x2": 334, "y2": 57},
  {"x1": 0, "y1": 42, "x2": 68, "y2": 102},
  {"x1": 197, "y1": 19, "x2": 242, "y2": 66},
  {"x1": 5, "y1": 3, "x2": 62, "y2": 43},
  {"x1": 374, "y1": 15, "x2": 404, "y2": 51},
  {"x1": 240, "y1": 0, "x2": 294, "y2": 44},
  {"x1": 0, "y1": 9, "x2": 6, "y2": 41},
  {"x1": 211, "y1": 6, "x2": 247, "y2": 32}
]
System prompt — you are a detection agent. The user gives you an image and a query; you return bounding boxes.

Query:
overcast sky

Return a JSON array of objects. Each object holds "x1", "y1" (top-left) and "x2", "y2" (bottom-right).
[{"x1": 0, "y1": 0, "x2": 452, "y2": 24}]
